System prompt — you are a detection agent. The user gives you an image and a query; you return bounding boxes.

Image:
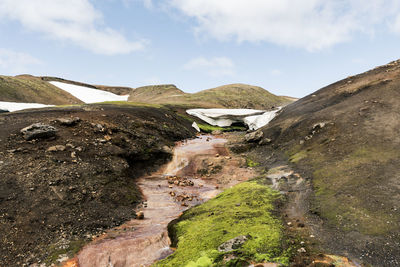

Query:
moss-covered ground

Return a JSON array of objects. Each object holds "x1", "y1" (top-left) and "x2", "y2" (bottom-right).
[{"x1": 155, "y1": 181, "x2": 290, "y2": 267}]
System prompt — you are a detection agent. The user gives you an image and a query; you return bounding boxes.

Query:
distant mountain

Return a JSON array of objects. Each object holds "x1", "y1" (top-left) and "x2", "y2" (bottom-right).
[
  {"x1": 0, "y1": 75, "x2": 295, "y2": 109},
  {"x1": 129, "y1": 83, "x2": 293, "y2": 109},
  {"x1": 0, "y1": 75, "x2": 83, "y2": 105},
  {"x1": 41, "y1": 76, "x2": 132, "y2": 96}
]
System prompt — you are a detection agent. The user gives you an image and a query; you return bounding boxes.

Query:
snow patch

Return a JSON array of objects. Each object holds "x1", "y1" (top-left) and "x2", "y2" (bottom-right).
[
  {"x1": 187, "y1": 108, "x2": 280, "y2": 130},
  {"x1": 0, "y1": 101, "x2": 53, "y2": 112},
  {"x1": 49, "y1": 81, "x2": 128, "y2": 103},
  {"x1": 244, "y1": 108, "x2": 281, "y2": 130},
  {"x1": 192, "y1": 122, "x2": 201, "y2": 132}
]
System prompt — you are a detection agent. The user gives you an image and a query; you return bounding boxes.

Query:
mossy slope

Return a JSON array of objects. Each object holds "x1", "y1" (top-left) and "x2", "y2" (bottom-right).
[{"x1": 156, "y1": 181, "x2": 290, "y2": 266}]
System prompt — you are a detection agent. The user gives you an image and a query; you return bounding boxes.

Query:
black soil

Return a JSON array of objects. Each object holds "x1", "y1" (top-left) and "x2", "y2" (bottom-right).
[{"x1": 0, "y1": 104, "x2": 195, "y2": 266}]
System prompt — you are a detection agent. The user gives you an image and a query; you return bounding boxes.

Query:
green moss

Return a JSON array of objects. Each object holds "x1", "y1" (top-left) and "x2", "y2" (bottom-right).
[
  {"x1": 45, "y1": 239, "x2": 86, "y2": 265},
  {"x1": 289, "y1": 150, "x2": 307, "y2": 163},
  {"x1": 96, "y1": 101, "x2": 163, "y2": 108},
  {"x1": 155, "y1": 181, "x2": 290, "y2": 266},
  {"x1": 197, "y1": 123, "x2": 246, "y2": 133},
  {"x1": 246, "y1": 158, "x2": 260, "y2": 167}
]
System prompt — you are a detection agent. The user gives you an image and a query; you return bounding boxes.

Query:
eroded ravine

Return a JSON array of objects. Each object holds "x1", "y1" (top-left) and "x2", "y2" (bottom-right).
[{"x1": 64, "y1": 135, "x2": 255, "y2": 267}]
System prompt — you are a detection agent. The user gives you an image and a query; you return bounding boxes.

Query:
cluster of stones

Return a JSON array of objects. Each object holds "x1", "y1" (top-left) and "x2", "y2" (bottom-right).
[{"x1": 166, "y1": 176, "x2": 194, "y2": 187}]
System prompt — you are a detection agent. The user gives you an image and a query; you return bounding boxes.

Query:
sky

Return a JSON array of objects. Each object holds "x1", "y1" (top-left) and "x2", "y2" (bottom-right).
[{"x1": 0, "y1": 0, "x2": 400, "y2": 98}]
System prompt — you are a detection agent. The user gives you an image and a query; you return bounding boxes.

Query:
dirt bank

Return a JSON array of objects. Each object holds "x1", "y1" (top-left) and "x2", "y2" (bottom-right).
[{"x1": 0, "y1": 104, "x2": 195, "y2": 266}]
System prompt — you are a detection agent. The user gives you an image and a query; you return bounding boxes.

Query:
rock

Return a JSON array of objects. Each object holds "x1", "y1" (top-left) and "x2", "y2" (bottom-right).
[
  {"x1": 312, "y1": 122, "x2": 327, "y2": 130},
  {"x1": 212, "y1": 130, "x2": 223, "y2": 135},
  {"x1": 218, "y1": 235, "x2": 248, "y2": 252},
  {"x1": 56, "y1": 117, "x2": 81, "y2": 126},
  {"x1": 0, "y1": 109, "x2": 9, "y2": 113},
  {"x1": 66, "y1": 143, "x2": 75, "y2": 149},
  {"x1": 136, "y1": 211, "x2": 144, "y2": 220},
  {"x1": 297, "y1": 247, "x2": 306, "y2": 253},
  {"x1": 161, "y1": 145, "x2": 173, "y2": 154},
  {"x1": 21, "y1": 123, "x2": 57, "y2": 140},
  {"x1": 47, "y1": 145, "x2": 66, "y2": 152},
  {"x1": 245, "y1": 130, "x2": 263, "y2": 143},
  {"x1": 93, "y1": 123, "x2": 105, "y2": 133},
  {"x1": 258, "y1": 138, "x2": 272, "y2": 145}
]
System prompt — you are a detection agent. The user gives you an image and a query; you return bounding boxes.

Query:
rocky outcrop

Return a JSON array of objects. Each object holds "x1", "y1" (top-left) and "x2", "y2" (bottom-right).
[
  {"x1": 245, "y1": 130, "x2": 263, "y2": 143},
  {"x1": 20, "y1": 123, "x2": 57, "y2": 140}
]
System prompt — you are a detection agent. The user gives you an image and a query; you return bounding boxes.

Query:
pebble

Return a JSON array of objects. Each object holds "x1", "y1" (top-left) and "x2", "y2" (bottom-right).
[
  {"x1": 136, "y1": 211, "x2": 144, "y2": 220},
  {"x1": 297, "y1": 247, "x2": 306, "y2": 253}
]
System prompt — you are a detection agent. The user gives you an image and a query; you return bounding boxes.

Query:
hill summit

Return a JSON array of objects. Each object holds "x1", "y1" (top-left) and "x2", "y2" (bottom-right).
[{"x1": 128, "y1": 83, "x2": 292, "y2": 109}]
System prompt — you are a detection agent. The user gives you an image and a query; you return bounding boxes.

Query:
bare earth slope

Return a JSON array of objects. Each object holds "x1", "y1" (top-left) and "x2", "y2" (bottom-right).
[
  {"x1": 252, "y1": 60, "x2": 400, "y2": 266},
  {"x1": 128, "y1": 83, "x2": 292, "y2": 109},
  {"x1": 0, "y1": 75, "x2": 83, "y2": 105},
  {"x1": 0, "y1": 104, "x2": 195, "y2": 266}
]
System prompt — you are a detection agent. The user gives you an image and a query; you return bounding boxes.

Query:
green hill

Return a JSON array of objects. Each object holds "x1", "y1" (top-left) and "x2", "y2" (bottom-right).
[
  {"x1": 0, "y1": 75, "x2": 83, "y2": 105},
  {"x1": 128, "y1": 83, "x2": 293, "y2": 109}
]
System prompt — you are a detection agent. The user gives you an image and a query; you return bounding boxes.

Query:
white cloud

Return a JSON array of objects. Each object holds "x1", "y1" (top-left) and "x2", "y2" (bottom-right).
[
  {"x1": 0, "y1": 0, "x2": 146, "y2": 55},
  {"x1": 184, "y1": 57, "x2": 235, "y2": 76},
  {"x1": 168, "y1": 0, "x2": 400, "y2": 51},
  {"x1": 0, "y1": 49, "x2": 41, "y2": 74}
]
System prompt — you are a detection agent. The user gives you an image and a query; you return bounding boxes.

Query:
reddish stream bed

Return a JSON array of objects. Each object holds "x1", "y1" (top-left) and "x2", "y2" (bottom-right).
[{"x1": 66, "y1": 135, "x2": 232, "y2": 267}]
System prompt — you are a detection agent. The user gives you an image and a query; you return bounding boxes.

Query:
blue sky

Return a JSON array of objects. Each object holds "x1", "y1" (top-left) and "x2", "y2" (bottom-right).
[{"x1": 0, "y1": 0, "x2": 400, "y2": 97}]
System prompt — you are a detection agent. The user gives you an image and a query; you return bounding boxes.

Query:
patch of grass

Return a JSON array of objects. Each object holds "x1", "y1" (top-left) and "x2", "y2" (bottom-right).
[
  {"x1": 197, "y1": 123, "x2": 246, "y2": 133},
  {"x1": 155, "y1": 181, "x2": 290, "y2": 266},
  {"x1": 289, "y1": 150, "x2": 307, "y2": 163},
  {"x1": 246, "y1": 158, "x2": 260, "y2": 167},
  {"x1": 96, "y1": 101, "x2": 163, "y2": 108}
]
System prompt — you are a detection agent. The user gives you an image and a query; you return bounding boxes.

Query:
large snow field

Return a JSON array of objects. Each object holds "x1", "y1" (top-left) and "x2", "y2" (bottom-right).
[{"x1": 49, "y1": 81, "x2": 129, "y2": 103}]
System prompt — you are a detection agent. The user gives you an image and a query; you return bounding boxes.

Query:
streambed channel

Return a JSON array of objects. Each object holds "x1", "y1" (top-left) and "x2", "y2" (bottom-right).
[{"x1": 65, "y1": 134, "x2": 255, "y2": 267}]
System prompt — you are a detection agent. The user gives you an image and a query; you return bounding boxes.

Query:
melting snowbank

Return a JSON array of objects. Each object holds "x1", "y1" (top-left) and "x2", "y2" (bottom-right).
[
  {"x1": 0, "y1": 101, "x2": 53, "y2": 112},
  {"x1": 187, "y1": 108, "x2": 280, "y2": 130},
  {"x1": 49, "y1": 81, "x2": 129, "y2": 103}
]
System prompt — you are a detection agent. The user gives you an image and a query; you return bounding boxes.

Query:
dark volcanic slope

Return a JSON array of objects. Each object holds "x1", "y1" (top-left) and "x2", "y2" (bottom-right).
[
  {"x1": 0, "y1": 104, "x2": 195, "y2": 266},
  {"x1": 253, "y1": 60, "x2": 400, "y2": 266},
  {"x1": 0, "y1": 75, "x2": 83, "y2": 105}
]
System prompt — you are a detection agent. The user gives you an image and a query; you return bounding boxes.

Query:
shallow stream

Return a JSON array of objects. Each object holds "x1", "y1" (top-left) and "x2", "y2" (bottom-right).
[{"x1": 68, "y1": 135, "x2": 232, "y2": 267}]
